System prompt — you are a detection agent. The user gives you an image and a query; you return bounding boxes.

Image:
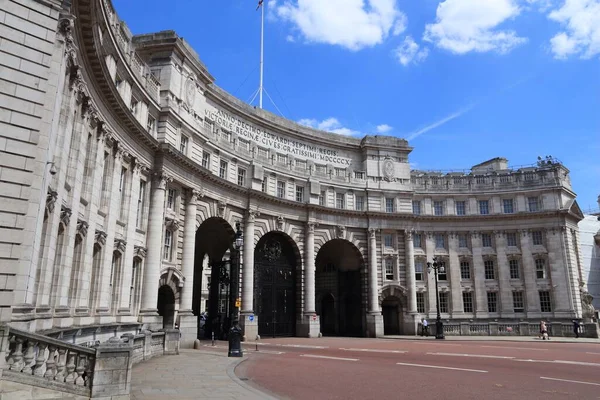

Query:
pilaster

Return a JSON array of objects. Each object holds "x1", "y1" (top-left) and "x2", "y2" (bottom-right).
[
  {"x1": 404, "y1": 230, "x2": 417, "y2": 313},
  {"x1": 448, "y1": 233, "x2": 463, "y2": 316},
  {"x1": 520, "y1": 230, "x2": 541, "y2": 317},
  {"x1": 471, "y1": 232, "x2": 487, "y2": 316},
  {"x1": 495, "y1": 231, "x2": 512, "y2": 316},
  {"x1": 298, "y1": 221, "x2": 319, "y2": 337}
]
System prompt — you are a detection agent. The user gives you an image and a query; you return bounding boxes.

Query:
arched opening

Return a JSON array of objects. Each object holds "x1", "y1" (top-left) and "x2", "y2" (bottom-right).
[
  {"x1": 254, "y1": 232, "x2": 300, "y2": 338},
  {"x1": 193, "y1": 217, "x2": 235, "y2": 340},
  {"x1": 157, "y1": 285, "x2": 176, "y2": 329},
  {"x1": 315, "y1": 239, "x2": 365, "y2": 337},
  {"x1": 382, "y1": 295, "x2": 402, "y2": 335}
]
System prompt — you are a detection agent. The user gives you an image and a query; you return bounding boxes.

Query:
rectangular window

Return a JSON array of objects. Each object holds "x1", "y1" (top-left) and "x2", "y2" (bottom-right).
[
  {"x1": 167, "y1": 189, "x2": 176, "y2": 210},
  {"x1": 130, "y1": 258, "x2": 141, "y2": 308},
  {"x1": 146, "y1": 115, "x2": 155, "y2": 133},
  {"x1": 261, "y1": 179, "x2": 267, "y2": 193},
  {"x1": 503, "y1": 199, "x2": 514, "y2": 214},
  {"x1": 415, "y1": 260, "x2": 424, "y2": 281},
  {"x1": 119, "y1": 167, "x2": 128, "y2": 219},
  {"x1": 462, "y1": 292, "x2": 473, "y2": 313},
  {"x1": 295, "y1": 186, "x2": 304, "y2": 202},
  {"x1": 435, "y1": 233, "x2": 445, "y2": 249},
  {"x1": 460, "y1": 261, "x2": 471, "y2": 280},
  {"x1": 384, "y1": 234, "x2": 393, "y2": 248},
  {"x1": 335, "y1": 167, "x2": 346, "y2": 177},
  {"x1": 412, "y1": 200, "x2": 421, "y2": 215},
  {"x1": 437, "y1": 261, "x2": 447, "y2": 281},
  {"x1": 130, "y1": 98, "x2": 139, "y2": 115},
  {"x1": 506, "y1": 232, "x2": 517, "y2": 247},
  {"x1": 539, "y1": 291, "x2": 552, "y2": 312},
  {"x1": 295, "y1": 160, "x2": 307, "y2": 170},
  {"x1": 336, "y1": 193, "x2": 345, "y2": 209},
  {"x1": 136, "y1": 180, "x2": 146, "y2": 229},
  {"x1": 100, "y1": 151, "x2": 111, "y2": 209},
  {"x1": 385, "y1": 258, "x2": 394, "y2": 280},
  {"x1": 202, "y1": 152, "x2": 210, "y2": 169},
  {"x1": 532, "y1": 230, "x2": 543, "y2": 246},
  {"x1": 528, "y1": 197, "x2": 539, "y2": 212},
  {"x1": 513, "y1": 291, "x2": 524, "y2": 313},
  {"x1": 277, "y1": 153, "x2": 287, "y2": 164},
  {"x1": 455, "y1": 201, "x2": 466, "y2": 215},
  {"x1": 219, "y1": 160, "x2": 228, "y2": 179},
  {"x1": 319, "y1": 191, "x2": 325, "y2": 206},
  {"x1": 385, "y1": 198, "x2": 394, "y2": 213},
  {"x1": 237, "y1": 167, "x2": 246, "y2": 186},
  {"x1": 484, "y1": 260, "x2": 495, "y2": 280},
  {"x1": 180, "y1": 136, "x2": 188, "y2": 154},
  {"x1": 416, "y1": 292, "x2": 425, "y2": 313},
  {"x1": 355, "y1": 196, "x2": 364, "y2": 211},
  {"x1": 277, "y1": 181, "x2": 286, "y2": 198},
  {"x1": 479, "y1": 200, "x2": 489, "y2": 215},
  {"x1": 458, "y1": 234, "x2": 468, "y2": 248},
  {"x1": 487, "y1": 292, "x2": 498, "y2": 313},
  {"x1": 257, "y1": 147, "x2": 268, "y2": 158},
  {"x1": 509, "y1": 259, "x2": 520, "y2": 279},
  {"x1": 414, "y1": 234, "x2": 422, "y2": 249},
  {"x1": 434, "y1": 201, "x2": 444, "y2": 216},
  {"x1": 354, "y1": 171, "x2": 365, "y2": 179},
  {"x1": 535, "y1": 258, "x2": 547, "y2": 279},
  {"x1": 439, "y1": 292, "x2": 449, "y2": 313},
  {"x1": 481, "y1": 233, "x2": 492, "y2": 248},
  {"x1": 163, "y1": 229, "x2": 172, "y2": 261}
]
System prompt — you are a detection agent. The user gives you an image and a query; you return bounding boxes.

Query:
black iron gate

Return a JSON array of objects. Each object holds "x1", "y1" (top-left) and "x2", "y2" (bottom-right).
[{"x1": 255, "y1": 237, "x2": 296, "y2": 337}]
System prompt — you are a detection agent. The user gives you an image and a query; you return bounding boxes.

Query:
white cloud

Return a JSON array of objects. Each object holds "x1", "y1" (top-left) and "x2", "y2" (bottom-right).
[
  {"x1": 274, "y1": 0, "x2": 407, "y2": 51},
  {"x1": 393, "y1": 36, "x2": 429, "y2": 65},
  {"x1": 423, "y1": 0, "x2": 527, "y2": 54},
  {"x1": 298, "y1": 117, "x2": 361, "y2": 136},
  {"x1": 548, "y1": 0, "x2": 600, "y2": 59},
  {"x1": 376, "y1": 124, "x2": 393, "y2": 133}
]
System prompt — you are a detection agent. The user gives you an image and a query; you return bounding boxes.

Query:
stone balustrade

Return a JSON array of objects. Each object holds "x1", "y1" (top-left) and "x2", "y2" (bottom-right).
[{"x1": 424, "y1": 321, "x2": 599, "y2": 338}]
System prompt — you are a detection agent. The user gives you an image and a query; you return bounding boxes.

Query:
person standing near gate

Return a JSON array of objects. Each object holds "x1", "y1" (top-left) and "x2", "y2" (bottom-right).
[
  {"x1": 573, "y1": 319, "x2": 581, "y2": 338},
  {"x1": 422, "y1": 318, "x2": 429, "y2": 337}
]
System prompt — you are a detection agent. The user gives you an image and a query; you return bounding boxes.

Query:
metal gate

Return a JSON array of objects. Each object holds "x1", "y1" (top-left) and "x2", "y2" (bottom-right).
[{"x1": 255, "y1": 237, "x2": 296, "y2": 337}]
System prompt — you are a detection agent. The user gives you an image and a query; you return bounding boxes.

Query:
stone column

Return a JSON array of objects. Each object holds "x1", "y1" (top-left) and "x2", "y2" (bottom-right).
[
  {"x1": 495, "y1": 231, "x2": 512, "y2": 316},
  {"x1": 178, "y1": 188, "x2": 198, "y2": 347},
  {"x1": 240, "y1": 211, "x2": 258, "y2": 341},
  {"x1": 546, "y1": 227, "x2": 575, "y2": 318},
  {"x1": 471, "y1": 232, "x2": 488, "y2": 317},
  {"x1": 404, "y1": 230, "x2": 418, "y2": 335},
  {"x1": 298, "y1": 222, "x2": 319, "y2": 337},
  {"x1": 520, "y1": 230, "x2": 541, "y2": 318},
  {"x1": 448, "y1": 233, "x2": 463, "y2": 316},
  {"x1": 366, "y1": 228, "x2": 383, "y2": 337},
  {"x1": 139, "y1": 172, "x2": 170, "y2": 328}
]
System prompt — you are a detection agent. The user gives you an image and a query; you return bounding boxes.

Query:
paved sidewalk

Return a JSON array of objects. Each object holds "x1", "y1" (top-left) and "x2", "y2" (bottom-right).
[
  {"x1": 384, "y1": 335, "x2": 600, "y2": 343},
  {"x1": 130, "y1": 349, "x2": 276, "y2": 400}
]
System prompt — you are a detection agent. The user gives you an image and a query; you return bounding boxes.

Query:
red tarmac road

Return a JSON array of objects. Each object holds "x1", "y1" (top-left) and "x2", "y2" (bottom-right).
[{"x1": 224, "y1": 337, "x2": 600, "y2": 400}]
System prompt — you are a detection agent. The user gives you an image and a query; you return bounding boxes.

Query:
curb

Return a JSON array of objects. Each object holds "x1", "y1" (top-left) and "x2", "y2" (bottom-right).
[
  {"x1": 226, "y1": 357, "x2": 281, "y2": 400},
  {"x1": 381, "y1": 336, "x2": 599, "y2": 343}
]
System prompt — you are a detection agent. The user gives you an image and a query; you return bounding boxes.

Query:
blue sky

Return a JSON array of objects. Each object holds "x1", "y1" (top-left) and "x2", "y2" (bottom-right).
[{"x1": 112, "y1": 0, "x2": 599, "y2": 210}]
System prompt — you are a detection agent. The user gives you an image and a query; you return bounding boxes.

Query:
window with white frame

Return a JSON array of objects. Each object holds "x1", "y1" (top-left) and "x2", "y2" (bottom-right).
[
  {"x1": 458, "y1": 233, "x2": 468, "y2": 248},
  {"x1": 481, "y1": 233, "x2": 492, "y2": 248},
  {"x1": 503, "y1": 199, "x2": 514, "y2": 213},
  {"x1": 532, "y1": 230, "x2": 543, "y2": 246},
  {"x1": 385, "y1": 258, "x2": 394, "y2": 280},
  {"x1": 535, "y1": 258, "x2": 547, "y2": 279},
  {"x1": 180, "y1": 135, "x2": 189, "y2": 154},
  {"x1": 257, "y1": 147, "x2": 268, "y2": 158},
  {"x1": 460, "y1": 261, "x2": 471, "y2": 280},
  {"x1": 484, "y1": 259, "x2": 495, "y2": 280},
  {"x1": 415, "y1": 260, "x2": 424, "y2": 281},
  {"x1": 130, "y1": 98, "x2": 139, "y2": 116},
  {"x1": 136, "y1": 180, "x2": 146, "y2": 229},
  {"x1": 434, "y1": 201, "x2": 444, "y2": 216},
  {"x1": 335, "y1": 168, "x2": 346, "y2": 177},
  {"x1": 355, "y1": 196, "x2": 364, "y2": 211},
  {"x1": 277, "y1": 153, "x2": 287, "y2": 164},
  {"x1": 167, "y1": 189, "x2": 176, "y2": 210},
  {"x1": 130, "y1": 258, "x2": 141, "y2": 308},
  {"x1": 354, "y1": 171, "x2": 365, "y2": 179},
  {"x1": 455, "y1": 201, "x2": 466, "y2": 215},
  {"x1": 528, "y1": 196, "x2": 540, "y2": 212},
  {"x1": 506, "y1": 232, "x2": 518, "y2": 247},
  {"x1": 261, "y1": 179, "x2": 267, "y2": 193},
  {"x1": 146, "y1": 115, "x2": 155, "y2": 134},
  {"x1": 384, "y1": 234, "x2": 393, "y2": 248},
  {"x1": 479, "y1": 200, "x2": 489, "y2": 215},
  {"x1": 435, "y1": 233, "x2": 445, "y2": 249},
  {"x1": 413, "y1": 234, "x2": 422, "y2": 248},
  {"x1": 513, "y1": 291, "x2": 524, "y2": 313},
  {"x1": 119, "y1": 167, "x2": 128, "y2": 220},
  {"x1": 439, "y1": 292, "x2": 449, "y2": 313},
  {"x1": 295, "y1": 160, "x2": 307, "y2": 170},
  {"x1": 487, "y1": 292, "x2": 498, "y2": 313},
  {"x1": 237, "y1": 167, "x2": 246, "y2": 186},
  {"x1": 412, "y1": 200, "x2": 421, "y2": 215},
  {"x1": 219, "y1": 160, "x2": 228, "y2": 179},
  {"x1": 385, "y1": 197, "x2": 394, "y2": 213},
  {"x1": 462, "y1": 292, "x2": 473, "y2": 313},
  {"x1": 163, "y1": 229, "x2": 173, "y2": 261},
  {"x1": 277, "y1": 181, "x2": 286, "y2": 198},
  {"x1": 539, "y1": 291, "x2": 552, "y2": 312},
  {"x1": 437, "y1": 261, "x2": 447, "y2": 280},
  {"x1": 295, "y1": 185, "x2": 304, "y2": 202},
  {"x1": 202, "y1": 152, "x2": 210, "y2": 169},
  {"x1": 416, "y1": 292, "x2": 426, "y2": 313},
  {"x1": 336, "y1": 193, "x2": 345, "y2": 209},
  {"x1": 509, "y1": 259, "x2": 520, "y2": 279},
  {"x1": 319, "y1": 191, "x2": 325, "y2": 206}
]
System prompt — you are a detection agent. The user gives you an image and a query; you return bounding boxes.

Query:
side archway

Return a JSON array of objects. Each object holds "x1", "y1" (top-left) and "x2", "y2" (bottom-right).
[
  {"x1": 380, "y1": 285, "x2": 407, "y2": 335},
  {"x1": 158, "y1": 267, "x2": 183, "y2": 329}
]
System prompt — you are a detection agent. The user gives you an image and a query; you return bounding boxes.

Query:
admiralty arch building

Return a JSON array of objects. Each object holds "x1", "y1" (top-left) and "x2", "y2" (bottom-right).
[{"x1": 0, "y1": 0, "x2": 590, "y2": 349}]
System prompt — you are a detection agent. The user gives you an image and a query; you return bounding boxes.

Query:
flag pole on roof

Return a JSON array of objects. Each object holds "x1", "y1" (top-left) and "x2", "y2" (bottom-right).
[{"x1": 258, "y1": 0, "x2": 264, "y2": 109}]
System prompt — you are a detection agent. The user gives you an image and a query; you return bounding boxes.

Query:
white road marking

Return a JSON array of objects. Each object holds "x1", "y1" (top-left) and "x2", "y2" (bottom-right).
[
  {"x1": 280, "y1": 344, "x2": 328, "y2": 349},
  {"x1": 427, "y1": 352, "x2": 514, "y2": 359},
  {"x1": 586, "y1": 352, "x2": 600, "y2": 355},
  {"x1": 396, "y1": 362, "x2": 487, "y2": 373},
  {"x1": 203, "y1": 344, "x2": 284, "y2": 354},
  {"x1": 516, "y1": 359, "x2": 600, "y2": 367},
  {"x1": 541, "y1": 377, "x2": 600, "y2": 386},
  {"x1": 340, "y1": 348, "x2": 407, "y2": 354},
  {"x1": 300, "y1": 354, "x2": 358, "y2": 362},
  {"x1": 480, "y1": 345, "x2": 548, "y2": 351}
]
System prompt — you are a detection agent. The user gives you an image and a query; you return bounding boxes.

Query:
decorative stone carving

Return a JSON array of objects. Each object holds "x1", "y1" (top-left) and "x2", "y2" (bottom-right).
[
  {"x1": 307, "y1": 222, "x2": 317, "y2": 234},
  {"x1": 134, "y1": 246, "x2": 147, "y2": 258},
  {"x1": 276, "y1": 216, "x2": 285, "y2": 231},
  {"x1": 153, "y1": 172, "x2": 173, "y2": 190},
  {"x1": 247, "y1": 210, "x2": 260, "y2": 222},
  {"x1": 368, "y1": 228, "x2": 378, "y2": 239},
  {"x1": 217, "y1": 200, "x2": 226, "y2": 217},
  {"x1": 188, "y1": 188, "x2": 202, "y2": 203},
  {"x1": 60, "y1": 206, "x2": 72, "y2": 227},
  {"x1": 165, "y1": 218, "x2": 181, "y2": 231},
  {"x1": 184, "y1": 77, "x2": 196, "y2": 109},
  {"x1": 95, "y1": 230, "x2": 107, "y2": 246},
  {"x1": 581, "y1": 290, "x2": 595, "y2": 321},
  {"x1": 46, "y1": 189, "x2": 58, "y2": 214},
  {"x1": 261, "y1": 240, "x2": 282, "y2": 262},
  {"x1": 382, "y1": 158, "x2": 395, "y2": 181},
  {"x1": 114, "y1": 238, "x2": 127, "y2": 253},
  {"x1": 336, "y1": 225, "x2": 346, "y2": 240},
  {"x1": 405, "y1": 229, "x2": 414, "y2": 240},
  {"x1": 76, "y1": 220, "x2": 88, "y2": 237}
]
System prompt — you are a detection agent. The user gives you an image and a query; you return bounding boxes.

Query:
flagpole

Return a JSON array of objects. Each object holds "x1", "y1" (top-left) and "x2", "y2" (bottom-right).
[{"x1": 259, "y1": 1, "x2": 264, "y2": 109}]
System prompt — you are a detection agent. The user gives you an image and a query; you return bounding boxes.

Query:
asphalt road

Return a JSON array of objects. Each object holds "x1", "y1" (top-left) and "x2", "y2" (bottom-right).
[{"x1": 224, "y1": 337, "x2": 600, "y2": 400}]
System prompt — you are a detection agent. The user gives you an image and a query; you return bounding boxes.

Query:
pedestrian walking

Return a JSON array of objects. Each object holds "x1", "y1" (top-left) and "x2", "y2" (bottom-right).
[
  {"x1": 573, "y1": 319, "x2": 581, "y2": 338},
  {"x1": 422, "y1": 318, "x2": 429, "y2": 337},
  {"x1": 540, "y1": 320, "x2": 550, "y2": 340}
]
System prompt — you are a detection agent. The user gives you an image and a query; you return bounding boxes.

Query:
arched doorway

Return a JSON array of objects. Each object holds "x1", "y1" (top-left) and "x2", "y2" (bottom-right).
[
  {"x1": 193, "y1": 217, "x2": 235, "y2": 340},
  {"x1": 157, "y1": 285, "x2": 175, "y2": 329},
  {"x1": 315, "y1": 239, "x2": 365, "y2": 337},
  {"x1": 254, "y1": 232, "x2": 300, "y2": 337},
  {"x1": 382, "y1": 296, "x2": 402, "y2": 335}
]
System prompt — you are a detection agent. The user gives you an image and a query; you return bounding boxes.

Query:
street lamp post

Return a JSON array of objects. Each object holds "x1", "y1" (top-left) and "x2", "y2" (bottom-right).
[
  {"x1": 427, "y1": 256, "x2": 445, "y2": 340},
  {"x1": 228, "y1": 221, "x2": 244, "y2": 357}
]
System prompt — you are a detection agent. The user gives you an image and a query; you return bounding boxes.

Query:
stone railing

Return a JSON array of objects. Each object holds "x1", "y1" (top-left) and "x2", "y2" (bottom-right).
[
  {"x1": 426, "y1": 321, "x2": 599, "y2": 338},
  {"x1": 2, "y1": 326, "x2": 180, "y2": 398}
]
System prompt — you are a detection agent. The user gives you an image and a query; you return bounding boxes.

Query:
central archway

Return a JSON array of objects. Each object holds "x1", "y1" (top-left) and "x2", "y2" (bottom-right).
[
  {"x1": 315, "y1": 239, "x2": 365, "y2": 337},
  {"x1": 254, "y1": 232, "x2": 300, "y2": 338}
]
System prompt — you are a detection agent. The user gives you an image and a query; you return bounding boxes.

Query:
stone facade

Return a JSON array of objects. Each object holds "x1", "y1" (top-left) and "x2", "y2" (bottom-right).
[
  {"x1": 0, "y1": 0, "x2": 588, "y2": 351},
  {"x1": 578, "y1": 195, "x2": 600, "y2": 310}
]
